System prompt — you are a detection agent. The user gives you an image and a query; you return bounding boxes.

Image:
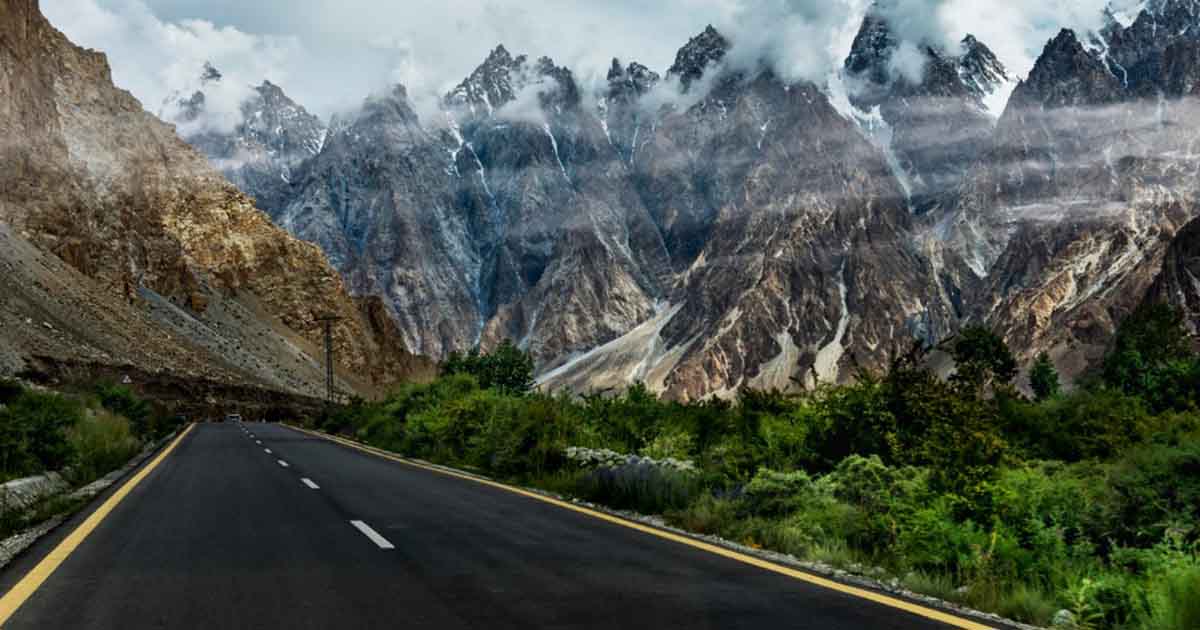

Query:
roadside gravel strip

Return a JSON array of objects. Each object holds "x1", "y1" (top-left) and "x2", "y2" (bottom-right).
[
  {"x1": 0, "y1": 428, "x2": 183, "y2": 572},
  {"x1": 284, "y1": 424, "x2": 1037, "y2": 630}
]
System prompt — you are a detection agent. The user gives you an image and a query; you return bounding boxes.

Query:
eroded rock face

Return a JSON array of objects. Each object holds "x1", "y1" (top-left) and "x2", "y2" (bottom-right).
[{"x1": 0, "y1": 0, "x2": 432, "y2": 394}]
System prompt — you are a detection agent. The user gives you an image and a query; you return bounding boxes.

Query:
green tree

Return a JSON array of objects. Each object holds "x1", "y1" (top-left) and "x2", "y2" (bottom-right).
[
  {"x1": 441, "y1": 341, "x2": 535, "y2": 395},
  {"x1": 480, "y1": 340, "x2": 535, "y2": 394},
  {"x1": 1029, "y1": 353, "x2": 1061, "y2": 401},
  {"x1": 1103, "y1": 303, "x2": 1197, "y2": 411},
  {"x1": 950, "y1": 326, "x2": 1017, "y2": 393}
]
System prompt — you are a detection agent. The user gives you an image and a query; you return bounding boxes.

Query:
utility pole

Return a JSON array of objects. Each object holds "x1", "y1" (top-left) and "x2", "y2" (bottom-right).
[{"x1": 315, "y1": 314, "x2": 343, "y2": 405}]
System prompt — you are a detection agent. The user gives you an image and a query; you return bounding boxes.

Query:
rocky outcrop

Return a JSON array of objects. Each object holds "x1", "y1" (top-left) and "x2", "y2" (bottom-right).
[
  {"x1": 0, "y1": 0, "x2": 432, "y2": 395},
  {"x1": 1147, "y1": 216, "x2": 1200, "y2": 334}
]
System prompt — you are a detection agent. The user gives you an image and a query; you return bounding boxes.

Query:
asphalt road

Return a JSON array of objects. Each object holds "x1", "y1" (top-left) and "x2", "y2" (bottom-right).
[{"x1": 0, "y1": 423, "x2": 984, "y2": 629}]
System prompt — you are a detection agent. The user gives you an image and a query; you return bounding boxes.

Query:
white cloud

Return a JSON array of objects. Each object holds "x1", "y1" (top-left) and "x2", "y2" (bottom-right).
[
  {"x1": 45, "y1": 0, "x2": 300, "y2": 135},
  {"x1": 42, "y1": 0, "x2": 1147, "y2": 126}
]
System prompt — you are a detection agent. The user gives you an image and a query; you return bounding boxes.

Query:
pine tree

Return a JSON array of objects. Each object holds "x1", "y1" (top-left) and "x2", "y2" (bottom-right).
[{"x1": 1029, "y1": 352, "x2": 1060, "y2": 402}]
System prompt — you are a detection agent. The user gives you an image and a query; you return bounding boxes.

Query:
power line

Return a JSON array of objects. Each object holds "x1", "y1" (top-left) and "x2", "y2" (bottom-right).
[{"x1": 315, "y1": 314, "x2": 342, "y2": 405}]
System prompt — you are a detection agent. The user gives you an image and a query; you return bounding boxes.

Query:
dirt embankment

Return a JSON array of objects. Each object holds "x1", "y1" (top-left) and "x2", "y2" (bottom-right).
[{"x1": 18, "y1": 357, "x2": 331, "y2": 422}]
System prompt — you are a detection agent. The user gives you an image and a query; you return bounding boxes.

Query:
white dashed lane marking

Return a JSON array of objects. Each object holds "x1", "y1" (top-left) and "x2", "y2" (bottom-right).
[
  {"x1": 350, "y1": 521, "x2": 394, "y2": 549},
  {"x1": 301, "y1": 478, "x2": 320, "y2": 490},
  {"x1": 277, "y1": 460, "x2": 289, "y2": 468},
  {"x1": 265, "y1": 449, "x2": 272, "y2": 454}
]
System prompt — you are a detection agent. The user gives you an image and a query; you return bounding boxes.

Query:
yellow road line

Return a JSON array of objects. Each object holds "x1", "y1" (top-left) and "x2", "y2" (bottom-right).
[
  {"x1": 0, "y1": 424, "x2": 195, "y2": 626},
  {"x1": 284, "y1": 424, "x2": 996, "y2": 630}
]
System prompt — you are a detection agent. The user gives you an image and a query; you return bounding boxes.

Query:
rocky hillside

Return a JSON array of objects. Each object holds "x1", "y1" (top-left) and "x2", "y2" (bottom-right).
[
  {"x1": 0, "y1": 0, "x2": 433, "y2": 396},
  {"x1": 173, "y1": 1, "x2": 1200, "y2": 398}
]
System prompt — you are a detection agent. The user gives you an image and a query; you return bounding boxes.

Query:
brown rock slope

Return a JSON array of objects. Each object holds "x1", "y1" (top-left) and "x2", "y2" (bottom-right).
[{"x1": 0, "y1": 0, "x2": 433, "y2": 396}]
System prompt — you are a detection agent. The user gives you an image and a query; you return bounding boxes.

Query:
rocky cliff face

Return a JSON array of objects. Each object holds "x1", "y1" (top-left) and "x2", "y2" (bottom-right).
[
  {"x1": 936, "y1": 3, "x2": 1200, "y2": 378},
  {"x1": 0, "y1": 0, "x2": 433, "y2": 395},
  {"x1": 1147, "y1": 216, "x2": 1200, "y2": 334}
]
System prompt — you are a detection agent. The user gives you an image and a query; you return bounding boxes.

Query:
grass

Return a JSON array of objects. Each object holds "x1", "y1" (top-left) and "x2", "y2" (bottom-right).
[
  {"x1": 0, "y1": 494, "x2": 90, "y2": 540},
  {"x1": 901, "y1": 570, "x2": 961, "y2": 602},
  {"x1": 1142, "y1": 565, "x2": 1200, "y2": 630},
  {"x1": 66, "y1": 408, "x2": 140, "y2": 485}
]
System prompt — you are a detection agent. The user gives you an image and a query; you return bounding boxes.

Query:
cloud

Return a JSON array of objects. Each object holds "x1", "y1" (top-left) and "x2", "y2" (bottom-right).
[
  {"x1": 721, "y1": 0, "x2": 868, "y2": 85},
  {"x1": 42, "y1": 0, "x2": 1152, "y2": 127},
  {"x1": 44, "y1": 0, "x2": 300, "y2": 135}
]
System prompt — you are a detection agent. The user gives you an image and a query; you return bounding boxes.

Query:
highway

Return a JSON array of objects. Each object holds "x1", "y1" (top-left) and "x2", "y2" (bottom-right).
[{"x1": 0, "y1": 423, "x2": 992, "y2": 629}]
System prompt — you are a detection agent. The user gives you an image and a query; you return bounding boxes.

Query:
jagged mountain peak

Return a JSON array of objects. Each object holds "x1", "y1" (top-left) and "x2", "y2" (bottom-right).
[
  {"x1": 1009, "y1": 28, "x2": 1123, "y2": 110},
  {"x1": 844, "y1": 11, "x2": 1008, "y2": 111},
  {"x1": 607, "y1": 58, "x2": 660, "y2": 96},
  {"x1": 445, "y1": 46, "x2": 581, "y2": 118},
  {"x1": 1088, "y1": 0, "x2": 1200, "y2": 96},
  {"x1": 359, "y1": 84, "x2": 422, "y2": 127},
  {"x1": 200, "y1": 61, "x2": 222, "y2": 84},
  {"x1": 844, "y1": 12, "x2": 896, "y2": 83},
  {"x1": 162, "y1": 63, "x2": 326, "y2": 214},
  {"x1": 487, "y1": 43, "x2": 514, "y2": 64},
  {"x1": 666, "y1": 24, "x2": 729, "y2": 90},
  {"x1": 444, "y1": 43, "x2": 529, "y2": 114},
  {"x1": 958, "y1": 35, "x2": 1010, "y2": 103}
]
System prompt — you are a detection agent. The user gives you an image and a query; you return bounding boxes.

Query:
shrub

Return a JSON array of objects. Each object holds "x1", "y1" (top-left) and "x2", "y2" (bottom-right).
[
  {"x1": 95, "y1": 384, "x2": 154, "y2": 438},
  {"x1": 640, "y1": 427, "x2": 695, "y2": 461},
  {"x1": 1002, "y1": 389, "x2": 1160, "y2": 462},
  {"x1": 0, "y1": 389, "x2": 83, "y2": 478},
  {"x1": 667, "y1": 494, "x2": 738, "y2": 536},
  {"x1": 67, "y1": 408, "x2": 140, "y2": 484},
  {"x1": 741, "y1": 468, "x2": 819, "y2": 518},
  {"x1": 1092, "y1": 437, "x2": 1200, "y2": 548},
  {"x1": 1103, "y1": 303, "x2": 1198, "y2": 412},
  {"x1": 1142, "y1": 563, "x2": 1200, "y2": 630},
  {"x1": 472, "y1": 395, "x2": 573, "y2": 476},
  {"x1": 758, "y1": 408, "x2": 812, "y2": 470},
  {"x1": 575, "y1": 462, "x2": 702, "y2": 514},
  {"x1": 802, "y1": 378, "x2": 897, "y2": 469}
]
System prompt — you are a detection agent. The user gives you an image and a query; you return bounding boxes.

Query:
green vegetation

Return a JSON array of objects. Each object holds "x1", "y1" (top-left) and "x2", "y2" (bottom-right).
[
  {"x1": 314, "y1": 309, "x2": 1199, "y2": 628},
  {"x1": 1031, "y1": 352, "x2": 1061, "y2": 402},
  {"x1": 1, "y1": 380, "x2": 174, "y2": 486}
]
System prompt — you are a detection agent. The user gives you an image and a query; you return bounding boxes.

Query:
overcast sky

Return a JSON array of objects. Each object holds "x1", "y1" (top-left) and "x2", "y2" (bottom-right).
[{"x1": 43, "y1": 0, "x2": 1145, "y2": 123}]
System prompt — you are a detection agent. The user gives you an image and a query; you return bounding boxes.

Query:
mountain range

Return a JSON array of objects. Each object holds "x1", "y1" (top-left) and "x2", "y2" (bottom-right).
[{"x1": 29, "y1": 0, "x2": 1200, "y2": 400}]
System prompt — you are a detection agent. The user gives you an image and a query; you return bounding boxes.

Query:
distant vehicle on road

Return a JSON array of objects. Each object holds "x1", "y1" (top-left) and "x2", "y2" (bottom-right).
[{"x1": 224, "y1": 414, "x2": 242, "y2": 423}]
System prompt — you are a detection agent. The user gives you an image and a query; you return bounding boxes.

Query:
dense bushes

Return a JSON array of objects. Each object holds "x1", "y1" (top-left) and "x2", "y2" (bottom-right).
[
  {"x1": 316, "y1": 320, "x2": 1199, "y2": 628},
  {"x1": 0, "y1": 385, "x2": 82, "y2": 479},
  {"x1": 0, "y1": 380, "x2": 164, "y2": 485}
]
